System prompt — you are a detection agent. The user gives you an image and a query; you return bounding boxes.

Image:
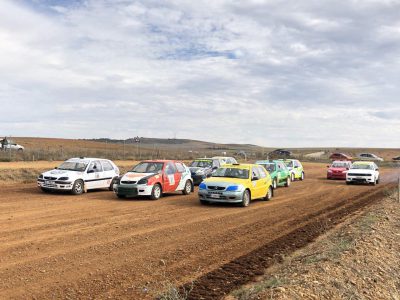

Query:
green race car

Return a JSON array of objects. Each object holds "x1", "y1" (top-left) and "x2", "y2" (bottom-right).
[
  {"x1": 256, "y1": 160, "x2": 291, "y2": 189},
  {"x1": 279, "y1": 159, "x2": 305, "y2": 181}
]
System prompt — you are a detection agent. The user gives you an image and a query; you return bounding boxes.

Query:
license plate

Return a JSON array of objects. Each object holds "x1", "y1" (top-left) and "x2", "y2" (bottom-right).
[
  {"x1": 45, "y1": 181, "x2": 52, "y2": 185},
  {"x1": 356, "y1": 177, "x2": 364, "y2": 179},
  {"x1": 210, "y1": 193, "x2": 220, "y2": 199}
]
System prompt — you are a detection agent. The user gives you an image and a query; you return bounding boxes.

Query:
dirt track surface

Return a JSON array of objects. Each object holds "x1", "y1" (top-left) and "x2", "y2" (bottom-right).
[{"x1": 0, "y1": 163, "x2": 398, "y2": 299}]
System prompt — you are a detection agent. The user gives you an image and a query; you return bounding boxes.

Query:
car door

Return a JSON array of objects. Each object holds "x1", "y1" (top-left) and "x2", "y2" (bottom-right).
[
  {"x1": 257, "y1": 166, "x2": 269, "y2": 196},
  {"x1": 163, "y1": 162, "x2": 180, "y2": 192},
  {"x1": 251, "y1": 167, "x2": 263, "y2": 199},
  {"x1": 101, "y1": 160, "x2": 116, "y2": 188},
  {"x1": 86, "y1": 160, "x2": 103, "y2": 189},
  {"x1": 174, "y1": 162, "x2": 186, "y2": 190}
]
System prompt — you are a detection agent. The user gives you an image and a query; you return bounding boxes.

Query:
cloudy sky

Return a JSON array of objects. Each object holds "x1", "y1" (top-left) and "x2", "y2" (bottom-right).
[{"x1": 1, "y1": 0, "x2": 399, "y2": 147}]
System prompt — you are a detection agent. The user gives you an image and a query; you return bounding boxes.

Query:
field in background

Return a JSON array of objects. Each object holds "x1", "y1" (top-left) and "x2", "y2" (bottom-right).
[{"x1": 0, "y1": 137, "x2": 399, "y2": 164}]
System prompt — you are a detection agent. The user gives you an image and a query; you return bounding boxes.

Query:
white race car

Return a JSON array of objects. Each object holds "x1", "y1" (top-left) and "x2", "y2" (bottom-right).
[
  {"x1": 37, "y1": 157, "x2": 120, "y2": 194},
  {"x1": 346, "y1": 161, "x2": 380, "y2": 185}
]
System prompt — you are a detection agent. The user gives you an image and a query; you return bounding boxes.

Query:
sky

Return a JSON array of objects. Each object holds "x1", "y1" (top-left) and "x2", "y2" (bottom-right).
[{"x1": 0, "y1": 0, "x2": 399, "y2": 147}]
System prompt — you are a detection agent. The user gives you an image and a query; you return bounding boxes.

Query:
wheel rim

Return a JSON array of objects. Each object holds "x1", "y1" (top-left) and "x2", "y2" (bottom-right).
[
  {"x1": 268, "y1": 187, "x2": 272, "y2": 199},
  {"x1": 291, "y1": 174, "x2": 294, "y2": 181},
  {"x1": 75, "y1": 182, "x2": 83, "y2": 193},
  {"x1": 302, "y1": 173, "x2": 304, "y2": 180},
  {"x1": 154, "y1": 185, "x2": 161, "y2": 198},
  {"x1": 287, "y1": 178, "x2": 290, "y2": 186},
  {"x1": 185, "y1": 181, "x2": 191, "y2": 193},
  {"x1": 273, "y1": 180, "x2": 277, "y2": 189}
]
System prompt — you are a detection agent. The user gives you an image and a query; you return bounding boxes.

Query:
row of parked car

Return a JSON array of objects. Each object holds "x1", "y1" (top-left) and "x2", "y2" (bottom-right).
[{"x1": 37, "y1": 157, "x2": 306, "y2": 207}]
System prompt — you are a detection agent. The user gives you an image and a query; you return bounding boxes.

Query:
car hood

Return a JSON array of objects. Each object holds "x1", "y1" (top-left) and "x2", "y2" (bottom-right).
[
  {"x1": 121, "y1": 172, "x2": 160, "y2": 182},
  {"x1": 328, "y1": 167, "x2": 347, "y2": 172},
  {"x1": 189, "y1": 167, "x2": 210, "y2": 173},
  {"x1": 203, "y1": 177, "x2": 249, "y2": 185},
  {"x1": 42, "y1": 169, "x2": 83, "y2": 178}
]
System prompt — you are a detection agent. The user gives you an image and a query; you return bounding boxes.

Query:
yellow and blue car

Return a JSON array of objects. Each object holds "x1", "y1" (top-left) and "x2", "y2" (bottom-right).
[{"x1": 198, "y1": 163, "x2": 273, "y2": 207}]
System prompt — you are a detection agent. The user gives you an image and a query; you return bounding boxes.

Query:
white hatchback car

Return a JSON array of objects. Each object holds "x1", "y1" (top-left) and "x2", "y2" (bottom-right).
[
  {"x1": 346, "y1": 161, "x2": 380, "y2": 185},
  {"x1": 37, "y1": 157, "x2": 120, "y2": 194}
]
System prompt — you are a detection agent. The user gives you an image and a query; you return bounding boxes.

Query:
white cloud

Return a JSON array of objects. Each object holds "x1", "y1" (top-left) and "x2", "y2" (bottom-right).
[{"x1": 0, "y1": 0, "x2": 399, "y2": 147}]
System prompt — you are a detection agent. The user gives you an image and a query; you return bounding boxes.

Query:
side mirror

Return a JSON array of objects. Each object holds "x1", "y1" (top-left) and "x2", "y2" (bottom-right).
[
  {"x1": 87, "y1": 169, "x2": 95, "y2": 174},
  {"x1": 212, "y1": 166, "x2": 218, "y2": 170},
  {"x1": 54, "y1": 167, "x2": 58, "y2": 169},
  {"x1": 326, "y1": 165, "x2": 330, "y2": 168},
  {"x1": 294, "y1": 166, "x2": 298, "y2": 169},
  {"x1": 252, "y1": 176, "x2": 259, "y2": 181}
]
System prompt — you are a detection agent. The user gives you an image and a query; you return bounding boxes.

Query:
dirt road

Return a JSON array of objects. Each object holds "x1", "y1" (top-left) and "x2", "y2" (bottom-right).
[{"x1": 0, "y1": 163, "x2": 397, "y2": 299}]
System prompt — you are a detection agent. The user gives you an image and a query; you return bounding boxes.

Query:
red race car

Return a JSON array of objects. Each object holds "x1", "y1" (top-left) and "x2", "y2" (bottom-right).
[
  {"x1": 327, "y1": 160, "x2": 352, "y2": 180},
  {"x1": 329, "y1": 152, "x2": 353, "y2": 161}
]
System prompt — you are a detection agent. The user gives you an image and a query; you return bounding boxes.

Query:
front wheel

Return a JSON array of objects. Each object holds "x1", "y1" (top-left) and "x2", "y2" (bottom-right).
[
  {"x1": 71, "y1": 179, "x2": 84, "y2": 195},
  {"x1": 264, "y1": 186, "x2": 273, "y2": 201},
  {"x1": 284, "y1": 177, "x2": 291, "y2": 187},
  {"x1": 291, "y1": 173, "x2": 295, "y2": 182},
  {"x1": 200, "y1": 200, "x2": 209, "y2": 205},
  {"x1": 182, "y1": 180, "x2": 192, "y2": 195},
  {"x1": 300, "y1": 172, "x2": 305, "y2": 181},
  {"x1": 150, "y1": 184, "x2": 162, "y2": 200},
  {"x1": 376, "y1": 177, "x2": 380, "y2": 184},
  {"x1": 240, "y1": 190, "x2": 250, "y2": 207},
  {"x1": 109, "y1": 177, "x2": 118, "y2": 191}
]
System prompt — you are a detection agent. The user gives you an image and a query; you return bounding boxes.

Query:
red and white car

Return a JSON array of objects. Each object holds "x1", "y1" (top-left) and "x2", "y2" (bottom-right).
[
  {"x1": 114, "y1": 160, "x2": 193, "y2": 199},
  {"x1": 327, "y1": 160, "x2": 352, "y2": 180}
]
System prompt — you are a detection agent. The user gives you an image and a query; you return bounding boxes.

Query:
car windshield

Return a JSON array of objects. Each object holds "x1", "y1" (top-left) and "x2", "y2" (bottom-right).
[
  {"x1": 58, "y1": 161, "x2": 89, "y2": 171},
  {"x1": 260, "y1": 163, "x2": 275, "y2": 172},
  {"x1": 284, "y1": 161, "x2": 293, "y2": 168},
  {"x1": 332, "y1": 162, "x2": 349, "y2": 168},
  {"x1": 212, "y1": 167, "x2": 249, "y2": 179},
  {"x1": 132, "y1": 162, "x2": 164, "y2": 173},
  {"x1": 190, "y1": 160, "x2": 212, "y2": 168},
  {"x1": 351, "y1": 164, "x2": 373, "y2": 170}
]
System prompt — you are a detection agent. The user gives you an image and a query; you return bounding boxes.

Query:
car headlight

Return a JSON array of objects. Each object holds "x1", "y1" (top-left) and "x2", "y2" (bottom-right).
[
  {"x1": 58, "y1": 177, "x2": 69, "y2": 181},
  {"x1": 226, "y1": 185, "x2": 243, "y2": 192},
  {"x1": 328, "y1": 170, "x2": 332, "y2": 173},
  {"x1": 38, "y1": 174, "x2": 43, "y2": 179},
  {"x1": 199, "y1": 183, "x2": 207, "y2": 190},
  {"x1": 137, "y1": 178, "x2": 148, "y2": 185}
]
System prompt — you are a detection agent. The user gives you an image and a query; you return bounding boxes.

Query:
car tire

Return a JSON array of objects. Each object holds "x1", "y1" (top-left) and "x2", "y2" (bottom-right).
[
  {"x1": 376, "y1": 177, "x2": 380, "y2": 184},
  {"x1": 284, "y1": 177, "x2": 290, "y2": 187},
  {"x1": 182, "y1": 180, "x2": 192, "y2": 195},
  {"x1": 264, "y1": 186, "x2": 273, "y2": 201},
  {"x1": 41, "y1": 187, "x2": 49, "y2": 193},
  {"x1": 117, "y1": 194, "x2": 125, "y2": 199},
  {"x1": 109, "y1": 177, "x2": 118, "y2": 191},
  {"x1": 291, "y1": 173, "x2": 295, "y2": 182},
  {"x1": 300, "y1": 172, "x2": 305, "y2": 181},
  {"x1": 273, "y1": 179, "x2": 277, "y2": 189},
  {"x1": 150, "y1": 184, "x2": 162, "y2": 200},
  {"x1": 71, "y1": 179, "x2": 84, "y2": 195},
  {"x1": 240, "y1": 190, "x2": 250, "y2": 207},
  {"x1": 346, "y1": 181, "x2": 351, "y2": 185},
  {"x1": 200, "y1": 200, "x2": 209, "y2": 205},
  {"x1": 372, "y1": 178, "x2": 377, "y2": 186}
]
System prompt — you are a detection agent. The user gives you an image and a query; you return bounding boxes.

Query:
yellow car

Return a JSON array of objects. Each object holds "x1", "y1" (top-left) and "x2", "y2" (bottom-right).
[{"x1": 198, "y1": 163, "x2": 273, "y2": 207}]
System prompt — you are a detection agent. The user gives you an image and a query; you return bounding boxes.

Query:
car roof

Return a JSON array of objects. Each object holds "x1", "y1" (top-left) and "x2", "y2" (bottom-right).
[
  {"x1": 67, "y1": 157, "x2": 109, "y2": 161},
  {"x1": 332, "y1": 160, "x2": 351, "y2": 163},
  {"x1": 256, "y1": 160, "x2": 276, "y2": 164},
  {"x1": 141, "y1": 160, "x2": 178, "y2": 163},
  {"x1": 193, "y1": 158, "x2": 214, "y2": 161}
]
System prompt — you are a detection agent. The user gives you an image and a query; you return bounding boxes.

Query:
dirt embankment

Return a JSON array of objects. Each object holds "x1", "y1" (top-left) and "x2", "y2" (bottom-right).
[
  {"x1": 0, "y1": 163, "x2": 398, "y2": 299},
  {"x1": 228, "y1": 194, "x2": 400, "y2": 300}
]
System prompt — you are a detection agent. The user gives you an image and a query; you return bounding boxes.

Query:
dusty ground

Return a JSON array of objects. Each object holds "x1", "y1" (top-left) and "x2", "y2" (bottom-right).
[
  {"x1": 0, "y1": 163, "x2": 398, "y2": 299},
  {"x1": 228, "y1": 193, "x2": 400, "y2": 300}
]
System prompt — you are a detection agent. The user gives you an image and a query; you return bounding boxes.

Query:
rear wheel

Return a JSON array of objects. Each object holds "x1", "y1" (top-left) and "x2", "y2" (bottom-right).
[
  {"x1": 150, "y1": 184, "x2": 162, "y2": 200},
  {"x1": 182, "y1": 180, "x2": 192, "y2": 195},
  {"x1": 240, "y1": 190, "x2": 250, "y2": 207},
  {"x1": 284, "y1": 177, "x2": 291, "y2": 187},
  {"x1": 71, "y1": 180, "x2": 84, "y2": 195},
  {"x1": 264, "y1": 186, "x2": 273, "y2": 201},
  {"x1": 272, "y1": 179, "x2": 277, "y2": 189}
]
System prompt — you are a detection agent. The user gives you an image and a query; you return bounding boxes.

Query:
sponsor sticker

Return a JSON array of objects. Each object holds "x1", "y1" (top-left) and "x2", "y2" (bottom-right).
[{"x1": 168, "y1": 175, "x2": 175, "y2": 185}]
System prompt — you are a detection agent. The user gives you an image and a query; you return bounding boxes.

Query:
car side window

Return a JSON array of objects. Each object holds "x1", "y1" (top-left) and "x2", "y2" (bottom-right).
[
  {"x1": 257, "y1": 166, "x2": 267, "y2": 178},
  {"x1": 165, "y1": 162, "x2": 176, "y2": 175},
  {"x1": 101, "y1": 160, "x2": 114, "y2": 171},
  {"x1": 88, "y1": 161, "x2": 103, "y2": 173},
  {"x1": 212, "y1": 160, "x2": 220, "y2": 168},
  {"x1": 175, "y1": 162, "x2": 185, "y2": 173},
  {"x1": 252, "y1": 167, "x2": 260, "y2": 180}
]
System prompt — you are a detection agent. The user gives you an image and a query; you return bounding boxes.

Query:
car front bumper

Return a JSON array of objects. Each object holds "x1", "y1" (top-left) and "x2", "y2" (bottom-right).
[
  {"x1": 346, "y1": 175, "x2": 375, "y2": 184},
  {"x1": 327, "y1": 172, "x2": 346, "y2": 179},
  {"x1": 37, "y1": 179, "x2": 73, "y2": 191},
  {"x1": 198, "y1": 189, "x2": 243, "y2": 203},
  {"x1": 114, "y1": 183, "x2": 153, "y2": 197}
]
